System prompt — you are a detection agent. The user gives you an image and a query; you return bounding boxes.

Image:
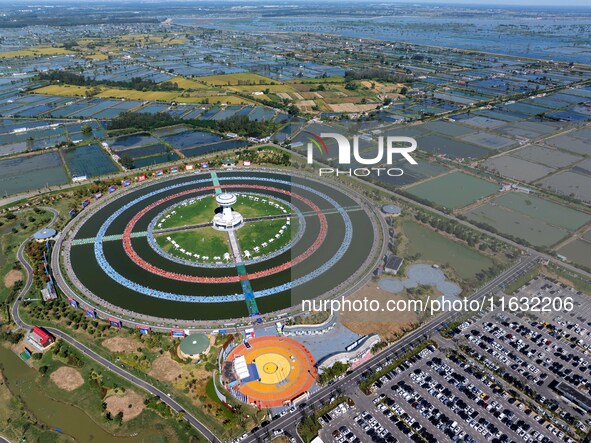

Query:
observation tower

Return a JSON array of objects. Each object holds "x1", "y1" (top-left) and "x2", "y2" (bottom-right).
[{"x1": 212, "y1": 192, "x2": 243, "y2": 230}]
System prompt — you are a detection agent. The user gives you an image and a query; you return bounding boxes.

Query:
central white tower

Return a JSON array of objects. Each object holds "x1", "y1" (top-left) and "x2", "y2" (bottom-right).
[{"x1": 212, "y1": 193, "x2": 243, "y2": 230}]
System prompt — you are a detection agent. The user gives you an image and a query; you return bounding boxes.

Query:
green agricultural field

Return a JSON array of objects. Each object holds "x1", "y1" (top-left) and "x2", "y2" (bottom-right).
[
  {"x1": 493, "y1": 193, "x2": 591, "y2": 232},
  {"x1": 230, "y1": 84, "x2": 296, "y2": 93},
  {"x1": 401, "y1": 220, "x2": 493, "y2": 281},
  {"x1": 466, "y1": 192, "x2": 591, "y2": 248},
  {"x1": 466, "y1": 204, "x2": 566, "y2": 247},
  {"x1": 406, "y1": 172, "x2": 499, "y2": 209},
  {"x1": 236, "y1": 218, "x2": 296, "y2": 257},
  {"x1": 155, "y1": 228, "x2": 230, "y2": 261},
  {"x1": 557, "y1": 239, "x2": 591, "y2": 269},
  {"x1": 198, "y1": 73, "x2": 277, "y2": 86}
]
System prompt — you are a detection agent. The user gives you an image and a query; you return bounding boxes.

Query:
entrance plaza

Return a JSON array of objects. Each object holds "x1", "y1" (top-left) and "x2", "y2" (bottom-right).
[{"x1": 225, "y1": 336, "x2": 317, "y2": 408}]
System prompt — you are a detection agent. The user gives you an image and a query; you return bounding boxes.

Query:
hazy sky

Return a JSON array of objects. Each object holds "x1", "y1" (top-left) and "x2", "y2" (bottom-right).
[{"x1": 6, "y1": 0, "x2": 591, "y2": 6}]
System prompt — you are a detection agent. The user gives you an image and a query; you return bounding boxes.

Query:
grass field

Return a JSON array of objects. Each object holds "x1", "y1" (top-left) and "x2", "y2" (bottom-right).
[
  {"x1": 406, "y1": 171, "x2": 499, "y2": 209},
  {"x1": 33, "y1": 84, "x2": 91, "y2": 96},
  {"x1": 85, "y1": 52, "x2": 109, "y2": 60},
  {"x1": 155, "y1": 228, "x2": 231, "y2": 261},
  {"x1": 229, "y1": 84, "x2": 296, "y2": 93},
  {"x1": 0, "y1": 46, "x2": 74, "y2": 58},
  {"x1": 163, "y1": 76, "x2": 210, "y2": 90},
  {"x1": 177, "y1": 94, "x2": 258, "y2": 105},
  {"x1": 157, "y1": 195, "x2": 289, "y2": 229},
  {"x1": 401, "y1": 220, "x2": 493, "y2": 281},
  {"x1": 233, "y1": 194, "x2": 289, "y2": 219},
  {"x1": 286, "y1": 76, "x2": 345, "y2": 84},
  {"x1": 197, "y1": 73, "x2": 277, "y2": 86},
  {"x1": 157, "y1": 197, "x2": 218, "y2": 228},
  {"x1": 236, "y1": 218, "x2": 295, "y2": 257},
  {"x1": 98, "y1": 89, "x2": 179, "y2": 101},
  {"x1": 33, "y1": 84, "x2": 254, "y2": 105}
]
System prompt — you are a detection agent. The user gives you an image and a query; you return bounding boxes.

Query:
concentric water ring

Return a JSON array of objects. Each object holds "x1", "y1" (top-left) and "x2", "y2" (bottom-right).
[
  {"x1": 145, "y1": 193, "x2": 306, "y2": 268},
  {"x1": 66, "y1": 171, "x2": 377, "y2": 321},
  {"x1": 122, "y1": 185, "x2": 327, "y2": 283}
]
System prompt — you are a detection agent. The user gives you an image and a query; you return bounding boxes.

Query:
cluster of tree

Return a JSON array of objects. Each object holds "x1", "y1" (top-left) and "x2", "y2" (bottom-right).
[
  {"x1": 24, "y1": 240, "x2": 52, "y2": 287},
  {"x1": 414, "y1": 210, "x2": 481, "y2": 248},
  {"x1": 107, "y1": 112, "x2": 189, "y2": 132},
  {"x1": 317, "y1": 361, "x2": 350, "y2": 385},
  {"x1": 457, "y1": 214, "x2": 535, "y2": 251},
  {"x1": 474, "y1": 264, "x2": 505, "y2": 284},
  {"x1": 0, "y1": 15, "x2": 158, "y2": 29},
  {"x1": 344, "y1": 68, "x2": 411, "y2": 84},
  {"x1": 0, "y1": 330, "x2": 23, "y2": 344},
  {"x1": 216, "y1": 114, "x2": 278, "y2": 137},
  {"x1": 144, "y1": 395, "x2": 174, "y2": 418},
  {"x1": 360, "y1": 341, "x2": 432, "y2": 393},
  {"x1": 38, "y1": 70, "x2": 180, "y2": 92},
  {"x1": 53, "y1": 340, "x2": 85, "y2": 368},
  {"x1": 108, "y1": 112, "x2": 278, "y2": 138},
  {"x1": 235, "y1": 147, "x2": 290, "y2": 166}
]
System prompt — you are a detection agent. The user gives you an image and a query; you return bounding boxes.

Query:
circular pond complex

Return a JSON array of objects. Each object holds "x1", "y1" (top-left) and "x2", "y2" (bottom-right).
[{"x1": 60, "y1": 170, "x2": 378, "y2": 323}]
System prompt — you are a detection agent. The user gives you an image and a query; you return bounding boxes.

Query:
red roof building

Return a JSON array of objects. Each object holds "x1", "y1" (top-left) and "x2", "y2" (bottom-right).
[{"x1": 32, "y1": 326, "x2": 54, "y2": 347}]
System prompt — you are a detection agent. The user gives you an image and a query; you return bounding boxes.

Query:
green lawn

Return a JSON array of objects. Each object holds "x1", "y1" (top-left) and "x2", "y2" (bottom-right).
[
  {"x1": 157, "y1": 197, "x2": 218, "y2": 228},
  {"x1": 401, "y1": 220, "x2": 493, "y2": 281},
  {"x1": 232, "y1": 194, "x2": 290, "y2": 219},
  {"x1": 155, "y1": 228, "x2": 231, "y2": 262},
  {"x1": 236, "y1": 218, "x2": 296, "y2": 257},
  {"x1": 157, "y1": 194, "x2": 290, "y2": 229}
]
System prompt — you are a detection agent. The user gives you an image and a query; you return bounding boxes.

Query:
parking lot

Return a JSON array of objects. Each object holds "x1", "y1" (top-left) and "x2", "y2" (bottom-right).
[{"x1": 319, "y1": 274, "x2": 589, "y2": 443}]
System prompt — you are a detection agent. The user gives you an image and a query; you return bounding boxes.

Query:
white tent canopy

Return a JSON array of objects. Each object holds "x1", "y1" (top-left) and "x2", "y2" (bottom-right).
[{"x1": 234, "y1": 355, "x2": 250, "y2": 380}]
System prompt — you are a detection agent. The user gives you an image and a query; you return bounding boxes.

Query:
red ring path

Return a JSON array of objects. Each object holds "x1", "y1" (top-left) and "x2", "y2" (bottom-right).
[{"x1": 122, "y1": 185, "x2": 328, "y2": 283}]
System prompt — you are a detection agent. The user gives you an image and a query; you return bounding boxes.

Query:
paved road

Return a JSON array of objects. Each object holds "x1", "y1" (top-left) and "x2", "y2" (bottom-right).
[
  {"x1": 11, "y1": 208, "x2": 220, "y2": 443},
  {"x1": 246, "y1": 254, "x2": 539, "y2": 442},
  {"x1": 0, "y1": 435, "x2": 11, "y2": 443}
]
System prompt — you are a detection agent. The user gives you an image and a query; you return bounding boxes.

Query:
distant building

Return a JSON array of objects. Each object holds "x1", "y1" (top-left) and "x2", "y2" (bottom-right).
[
  {"x1": 178, "y1": 333, "x2": 210, "y2": 361},
  {"x1": 41, "y1": 282, "x2": 57, "y2": 302},
  {"x1": 221, "y1": 158, "x2": 235, "y2": 167},
  {"x1": 318, "y1": 334, "x2": 381, "y2": 370},
  {"x1": 511, "y1": 184, "x2": 532, "y2": 194},
  {"x1": 384, "y1": 255, "x2": 404, "y2": 275},
  {"x1": 33, "y1": 228, "x2": 57, "y2": 243},
  {"x1": 26, "y1": 326, "x2": 55, "y2": 352},
  {"x1": 381, "y1": 204, "x2": 402, "y2": 216}
]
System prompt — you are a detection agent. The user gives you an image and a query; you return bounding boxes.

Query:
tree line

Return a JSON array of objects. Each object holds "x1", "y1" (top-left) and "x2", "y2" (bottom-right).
[
  {"x1": 107, "y1": 112, "x2": 279, "y2": 138},
  {"x1": 38, "y1": 70, "x2": 180, "y2": 92},
  {"x1": 344, "y1": 68, "x2": 412, "y2": 84}
]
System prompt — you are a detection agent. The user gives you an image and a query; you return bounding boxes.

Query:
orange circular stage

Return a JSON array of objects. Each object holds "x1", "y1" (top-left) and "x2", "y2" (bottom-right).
[{"x1": 226, "y1": 336, "x2": 317, "y2": 408}]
